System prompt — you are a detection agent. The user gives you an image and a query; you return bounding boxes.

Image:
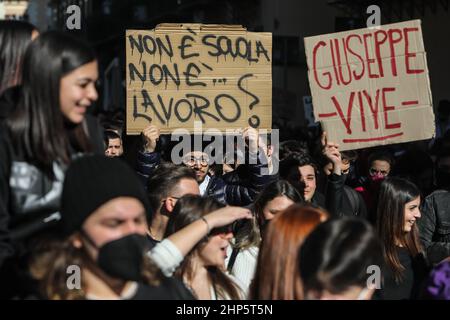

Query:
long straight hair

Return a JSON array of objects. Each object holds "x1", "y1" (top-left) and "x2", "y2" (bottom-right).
[
  {"x1": 164, "y1": 195, "x2": 243, "y2": 300},
  {"x1": 7, "y1": 31, "x2": 96, "y2": 177},
  {"x1": 0, "y1": 20, "x2": 36, "y2": 94},
  {"x1": 376, "y1": 177, "x2": 423, "y2": 282},
  {"x1": 250, "y1": 205, "x2": 327, "y2": 300}
]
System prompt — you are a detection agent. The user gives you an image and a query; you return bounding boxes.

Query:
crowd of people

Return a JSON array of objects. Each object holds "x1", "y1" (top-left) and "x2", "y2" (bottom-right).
[{"x1": 1, "y1": 20, "x2": 450, "y2": 300}]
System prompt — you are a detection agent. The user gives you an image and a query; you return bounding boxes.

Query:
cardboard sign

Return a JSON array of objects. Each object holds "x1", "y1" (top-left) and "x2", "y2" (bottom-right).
[
  {"x1": 126, "y1": 24, "x2": 272, "y2": 134},
  {"x1": 304, "y1": 20, "x2": 434, "y2": 150}
]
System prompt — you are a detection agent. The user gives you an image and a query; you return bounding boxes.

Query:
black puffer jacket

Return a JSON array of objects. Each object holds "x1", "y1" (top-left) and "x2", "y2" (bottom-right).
[
  {"x1": 418, "y1": 190, "x2": 450, "y2": 265},
  {"x1": 136, "y1": 151, "x2": 271, "y2": 206},
  {"x1": 209, "y1": 160, "x2": 273, "y2": 206}
]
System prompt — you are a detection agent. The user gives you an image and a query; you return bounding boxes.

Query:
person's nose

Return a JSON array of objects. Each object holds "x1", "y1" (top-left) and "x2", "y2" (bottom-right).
[
  {"x1": 87, "y1": 83, "x2": 98, "y2": 102},
  {"x1": 303, "y1": 179, "x2": 311, "y2": 189},
  {"x1": 193, "y1": 161, "x2": 202, "y2": 169},
  {"x1": 415, "y1": 209, "x2": 421, "y2": 219},
  {"x1": 123, "y1": 221, "x2": 139, "y2": 235}
]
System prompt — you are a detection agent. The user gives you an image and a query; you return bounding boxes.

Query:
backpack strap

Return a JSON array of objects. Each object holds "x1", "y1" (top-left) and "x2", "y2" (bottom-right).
[{"x1": 227, "y1": 247, "x2": 241, "y2": 272}]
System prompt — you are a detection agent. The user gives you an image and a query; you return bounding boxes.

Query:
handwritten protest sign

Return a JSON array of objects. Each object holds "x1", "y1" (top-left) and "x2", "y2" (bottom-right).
[
  {"x1": 126, "y1": 24, "x2": 272, "y2": 134},
  {"x1": 305, "y1": 20, "x2": 434, "y2": 151}
]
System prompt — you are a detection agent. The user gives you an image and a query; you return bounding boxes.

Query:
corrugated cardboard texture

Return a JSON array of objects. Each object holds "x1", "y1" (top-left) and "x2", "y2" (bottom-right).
[
  {"x1": 304, "y1": 20, "x2": 434, "y2": 151},
  {"x1": 126, "y1": 24, "x2": 272, "y2": 134}
]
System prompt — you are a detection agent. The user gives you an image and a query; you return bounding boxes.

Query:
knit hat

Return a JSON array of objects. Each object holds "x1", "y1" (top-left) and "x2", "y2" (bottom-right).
[{"x1": 60, "y1": 155, "x2": 150, "y2": 236}]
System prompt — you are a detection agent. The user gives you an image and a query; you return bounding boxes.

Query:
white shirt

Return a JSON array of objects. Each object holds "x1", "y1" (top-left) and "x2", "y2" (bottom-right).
[
  {"x1": 225, "y1": 245, "x2": 259, "y2": 296},
  {"x1": 199, "y1": 174, "x2": 211, "y2": 196}
]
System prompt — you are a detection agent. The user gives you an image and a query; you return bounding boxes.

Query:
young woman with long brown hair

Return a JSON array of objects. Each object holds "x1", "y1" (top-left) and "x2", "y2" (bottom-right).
[
  {"x1": 224, "y1": 180, "x2": 304, "y2": 294},
  {"x1": 0, "y1": 31, "x2": 104, "y2": 299},
  {"x1": 376, "y1": 177, "x2": 429, "y2": 299}
]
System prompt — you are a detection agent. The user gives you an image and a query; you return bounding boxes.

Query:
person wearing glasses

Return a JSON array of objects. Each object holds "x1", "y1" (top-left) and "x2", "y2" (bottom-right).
[
  {"x1": 355, "y1": 150, "x2": 394, "y2": 224},
  {"x1": 137, "y1": 125, "x2": 271, "y2": 207}
]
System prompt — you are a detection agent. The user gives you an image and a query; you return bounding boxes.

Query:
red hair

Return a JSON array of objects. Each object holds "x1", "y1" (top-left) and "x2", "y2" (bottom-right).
[{"x1": 251, "y1": 204, "x2": 327, "y2": 299}]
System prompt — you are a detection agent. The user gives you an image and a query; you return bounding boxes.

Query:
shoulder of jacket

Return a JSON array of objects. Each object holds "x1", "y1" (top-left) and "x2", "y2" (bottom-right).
[{"x1": 427, "y1": 190, "x2": 450, "y2": 200}]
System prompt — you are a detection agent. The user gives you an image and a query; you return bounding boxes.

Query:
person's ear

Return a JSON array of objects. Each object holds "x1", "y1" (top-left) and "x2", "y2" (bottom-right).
[
  {"x1": 71, "y1": 233, "x2": 83, "y2": 249},
  {"x1": 164, "y1": 198, "x2": 177, "y2": 213}
]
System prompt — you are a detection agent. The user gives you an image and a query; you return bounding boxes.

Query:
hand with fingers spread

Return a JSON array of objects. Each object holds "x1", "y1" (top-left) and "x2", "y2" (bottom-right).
[
  {"x1": 142, "y1": 125, "x2": 160, "y2": 153},
  {"x1": 321, "y1": 131, "x2": 342, "y2": 175}
]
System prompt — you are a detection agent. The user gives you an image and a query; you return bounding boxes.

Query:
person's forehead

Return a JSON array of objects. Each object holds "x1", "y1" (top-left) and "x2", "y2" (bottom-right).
[
  {"x1": 109, "y1": 138, "x2": 121, "y2": 145},
  {"x1": 406, "y1": 196, "x2": 421, "y2": 205},
  {"x1": 267, "y1": 195, "x2": 294, "y2": 208},
  {"x1": 88, "y1": 197, "x2": 145, "y2": 221},
  {"x1": 371, "y1": 160, "x2": 390, "y2": 169},
  {"x1": 298, "y1": 164, "x2": 315, "y2": 175}
]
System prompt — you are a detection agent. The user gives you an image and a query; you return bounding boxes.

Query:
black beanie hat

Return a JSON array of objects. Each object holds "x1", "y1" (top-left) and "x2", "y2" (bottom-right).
[{"x1": 61, "y1": 155, "x2": 150, "y2": 236}]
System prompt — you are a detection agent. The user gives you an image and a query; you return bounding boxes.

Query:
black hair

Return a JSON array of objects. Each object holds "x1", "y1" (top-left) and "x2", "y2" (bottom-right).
[
  {"x1": 7, "y1": 31, "x2": 96, "y2": 177},
  {"x1": 341, "y1": 150, "x2": 357, "y2": 163},
  {"x1": 279, "y1": 153, "x2": 317, "y2": 195},
  {"x1": 299, "y1": 217, "x2": 382, "y2": 296},
  {"x1": 103, "y1": 130, "x2": 121, "y2": 148},
  {"x1": 0, "y1": 20, "x2": 37, "y2": 94},
  {"x1": 279, "y1": 140, "x2": 308, "y2": 161},
  {"x1": 368, "y1": 151, "x2": 394, "y2": 169},
  {"x1": 145, "y1": 163, "x2": 196, "y2": 219}
]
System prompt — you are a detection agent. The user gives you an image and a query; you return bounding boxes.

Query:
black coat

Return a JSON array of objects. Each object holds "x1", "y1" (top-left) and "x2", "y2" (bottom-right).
[
  {"x1": 376, "y1": 248, "x2": 428, "y2": 300},
  {"x1": 325, "y1": 173, "x2": 368, "y2": 219},
  {"x1": 418, "y1": 189, "x2": 450, "y2": 265}
]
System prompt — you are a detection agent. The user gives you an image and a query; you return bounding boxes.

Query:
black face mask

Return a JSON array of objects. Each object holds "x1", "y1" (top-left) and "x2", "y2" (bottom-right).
[{"x1": 83, "y1": 232, "x2": 150, "y2": 281}]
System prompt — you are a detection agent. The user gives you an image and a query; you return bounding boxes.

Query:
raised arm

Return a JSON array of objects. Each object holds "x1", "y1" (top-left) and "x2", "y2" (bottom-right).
[{"x1": 136, "y1": 125, "x2": 161, "y2": 186}]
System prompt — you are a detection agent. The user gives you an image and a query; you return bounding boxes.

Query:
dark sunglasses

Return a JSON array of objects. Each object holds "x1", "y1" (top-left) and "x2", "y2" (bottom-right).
[
  {"x1": 210, "y1": 219, "x2": 248, "y2": 235},
  {"x1": 210, "y1": 220, "x2": 240, "y2": 236}
]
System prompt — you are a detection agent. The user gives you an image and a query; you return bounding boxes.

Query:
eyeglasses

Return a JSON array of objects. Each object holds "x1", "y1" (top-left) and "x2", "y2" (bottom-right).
[
  {"x1": 369, "y1": 168, "x2": 389, "y2": 176},
  {"x1": 183, "y1": 156, "x2": 209, "y2": 167},
  {"x1": 209, "y1": 219, "x2": 246, "y2": 236}
]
